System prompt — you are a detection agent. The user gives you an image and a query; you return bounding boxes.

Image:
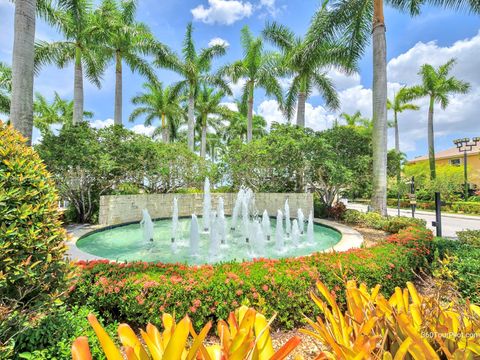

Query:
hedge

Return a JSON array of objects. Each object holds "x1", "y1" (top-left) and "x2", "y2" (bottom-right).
[
  {"x1": 68, "y1": 226, "x2": 433, "y2": 330},
  {"x1": 386, "y1": 199, "x2": 480, "y2": 215},
  {"x1": 343, "y1": 209, "x2": 426, "y2": 233}
]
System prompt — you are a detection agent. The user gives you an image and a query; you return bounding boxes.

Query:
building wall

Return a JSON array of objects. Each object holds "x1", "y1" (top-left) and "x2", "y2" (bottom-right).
[
  {"x1": 99, "y1": 193, "x2": 314, "y2": 226},
  {"x1": 407, "y1": 153, "x2": 480, "y2": 187}
]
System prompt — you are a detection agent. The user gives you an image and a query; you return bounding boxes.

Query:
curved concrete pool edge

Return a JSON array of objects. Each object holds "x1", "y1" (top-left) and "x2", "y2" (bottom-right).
[
  {"x1": 313, "y1": 218, "x2": 364, "y2": 252},
  {"x1": 65, "y1": 219, "x2": 364, "y2": 262}
]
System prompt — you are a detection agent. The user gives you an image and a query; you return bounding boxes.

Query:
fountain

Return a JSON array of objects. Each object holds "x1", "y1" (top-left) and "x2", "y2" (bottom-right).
[
  {"x1": 140, "y1": 209, "x2": 154, "y2": 242},
  {"x1": 297, "y1": 208, "x2": 305, "y2": 235},
  {"x1": 78, "y1": 179, "x2": 343, "y2": 264},
  {"x1": 275, "y1": 210, "x2": 284, "y2": 251},
  {"x1": 291, "y1": 219, "x2": 300, "y2": 247},
  {"x1": 217, "y1": 197, "x2": 227, "y2": 244},
  {"x1": 203, "y1": 178, "x2": 211, "y2": 231},
  {"x1": 284, "y1": 199, "x2": 291, "y2": 236},
  {"x1": 242, "y1": 198, "x2": 250, "y2": 243},
  {"x1": 307, "y1": 211, "x2": 314, "y2": 245},
  {"x1": 190, "y1": 214, "x2": 200, "y2": 257},
  {"x1": 231, "y1": 188, "x2": 244, "y2": 230},
  {"x1": 261, "y1": 210, "x2": 271, "y2": 241}
]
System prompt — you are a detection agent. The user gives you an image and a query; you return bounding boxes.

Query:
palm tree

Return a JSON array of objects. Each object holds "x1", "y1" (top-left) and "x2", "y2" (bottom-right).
[
  {"x1": 35, "y1": 0, "x2": 108, "y2": 125},
  {"x1": 155, "y1": 23, "x2": 230, "y2": 151},
  {"x1": 387, "y1": 87, "x2": 419, "y2": 154},
  {"x1": 340, "y1": 111, "x2": 364, "y2": 126},
  {"x1": 224, "y1": 100, "x2": 267, "y2": 144},
  {"x1": 0, "y1": 62, "x2": 12, "y2": 115},
  {"x1": 10, "y1": 0, "x2": 37, "y2": 143},
  {"x1": 408, "y1": 59, "x2": 470, "y2": 180},
  {"x1": 325, "y1": 0, "x2": 479, "y2": 214},
  {"x1": 129, "y1": 80, "x2": 184, "y2": 143},
  {"x1": 194, "y1": 85, "x2": 232, "y2": 158},
  {"x1": 98, "y1": 0, "x2": 165, "y2": 126},
  {"x1": 33, "y1": 92, "x2": 93, "y2": 135},
  {"x1": 222, "y1": 26, "x2": 283, "y2": 142},
  {"x1": 262, "y1": 4, "x2": 355, "y2": 127}
]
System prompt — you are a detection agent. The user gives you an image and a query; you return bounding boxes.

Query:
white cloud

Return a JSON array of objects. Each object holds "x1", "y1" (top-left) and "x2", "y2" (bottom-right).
[
  {"x1": 191, "y1": 0, "x2": 253, "y2": 25},
  {"x1": 130, "y1": 124, "x2": 156, "y2": 137},
  {"x1": 257, "y1": 99, "x2": 285, "y2": 128},
  {"x1": 331, "y1": 31, "x2": 480, "y2": 155},
  {"x1": 208, "y1": 37, "x2": 230, "y2": 47},
  {"x1": 220, "y1": 102, "x2": 239, "y2": 111},
  {"x1": 327, "y1": 69, "x2": 361, "y2": 91},
  {"x1": 258, "y1": 0, "x2": 280, "y2": 16},
  {"x1": 228, "y1": 78, "x2": 247, "y2": 99},
  {"x1": 89, "y1": 118, "x2": 114, "y2": 129}
]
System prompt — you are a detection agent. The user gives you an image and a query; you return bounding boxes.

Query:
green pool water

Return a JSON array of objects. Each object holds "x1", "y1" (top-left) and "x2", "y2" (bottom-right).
[{"x1": 76, "y1": 218, "x2": 341, "y2": 265}]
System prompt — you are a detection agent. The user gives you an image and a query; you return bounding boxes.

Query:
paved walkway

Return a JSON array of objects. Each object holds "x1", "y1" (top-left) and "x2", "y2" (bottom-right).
[{"x1": 347, "y1": 203, "x2": 480, "y2": 238}]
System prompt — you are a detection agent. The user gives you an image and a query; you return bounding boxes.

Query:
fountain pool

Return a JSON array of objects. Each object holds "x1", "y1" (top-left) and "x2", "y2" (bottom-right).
[{"x1": 76, "y1": 217, "x2": 341, "y2": 265}]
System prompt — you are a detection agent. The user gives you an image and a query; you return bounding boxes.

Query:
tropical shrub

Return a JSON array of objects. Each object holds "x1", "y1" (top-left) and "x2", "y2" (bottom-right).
[
  {"x1": 0, "y1": 122, "x2": 68, "y2": 356},
  {"x1": 304, "y1": 279, "x2": 480, "y2": 359},
  {"x1": 68, "y1": 226, "x2": 432, "y2": 330},
  {"x1": 71, "y1": 306, "x2": 301, "y2": 360},
  {"x1": 36, "y1": 124, "x2": 215, "y2": 223},
  {"x1": 386, "y1": 199, "x2": 480, "y2": 215},
  {"x1": 14, "y1": 306, "x2": 117, "y2": 360},
  {"x1": 433, "y1": 238, "x2": 480, "y2": 303},
  {"x1": 343, "y1": 209, "x2": 426, "y2": 233},
  {"x1": 325, "y1": 202, "x2": 347, "y2": 220},
  {"x1": 457, "y1": 229, "x2": 480, "y2": 247}
]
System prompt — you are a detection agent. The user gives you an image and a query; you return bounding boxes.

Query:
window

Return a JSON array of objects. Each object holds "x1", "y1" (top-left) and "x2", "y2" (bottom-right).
[{"x1": 449, "y1": 158, "x2": 461, "y2": 166}]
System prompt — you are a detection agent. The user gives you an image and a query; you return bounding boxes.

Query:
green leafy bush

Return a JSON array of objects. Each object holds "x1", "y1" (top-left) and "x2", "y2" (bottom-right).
[
  {"x1": 456, "y1": 229, "x2": 480, "y2": 248},
  {"x1": 68, "y1": 226, "x2": 432, "y2": 330},
  {"x1": 343, "y1": 209, "x2": 426, "y2": 233},
  {"x1": 15, "y1": 306, "x2": 117, "y2": 360},
  {"x1": 432, "y1": 238, "x2": 480, "y2": 303},
  {"x1": 386, "y1": 198, "x2": 480, "y2": 215},
  {"x1": 0, "y1": 122, "x2": 68, "y2": 356}
]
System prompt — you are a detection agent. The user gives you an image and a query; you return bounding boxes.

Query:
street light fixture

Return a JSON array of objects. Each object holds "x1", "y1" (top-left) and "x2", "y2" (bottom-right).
[{"x1": 453, "y1": 137, "x2": 480, "y2": 201}]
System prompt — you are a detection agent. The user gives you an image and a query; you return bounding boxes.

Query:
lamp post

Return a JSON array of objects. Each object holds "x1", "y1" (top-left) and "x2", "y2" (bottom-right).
[{"x1": 453, "y1": 137, "x2": 480, "y2": 201}]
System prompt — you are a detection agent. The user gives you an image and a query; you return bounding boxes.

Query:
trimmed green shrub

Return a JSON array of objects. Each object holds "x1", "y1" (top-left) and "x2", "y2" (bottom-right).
[
  {"x1": 0, "y1": 122, "x2": 68, "y2": 355},
  {"x1": 386, "y1": 198, "x2": 480, "y2": 215},
  {"x1": 343, "y1": 209, "x2": 426, "y2": 233},
  {"x1": 432, "y1": 238, "x2": 480, "y2": 303},
  {"x1": 68, "y1": 226, "x2": 432, "y2": 330},
  {"x1": 456, "y1": 229, "x2": 480, "y2": 248},
  {"x1": 14, "y1": 306, "x2": 117, "y2": 360}
]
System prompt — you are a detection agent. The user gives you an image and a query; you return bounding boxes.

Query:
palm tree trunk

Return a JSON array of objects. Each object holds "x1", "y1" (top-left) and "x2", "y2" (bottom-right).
[
  {"x1": 427, "y1": 96, "x2": 436, "y2": 180},
  {"x1": 296, "y1": 92, "x2": 306, "y2": 127},
  {"x1": 247, "y1": 83, "x2": 254, "y2": 143},
  {"x1": 371, "y1": 0, "x2": 388, "y2": 215},
  {"x1": 394, "y1": 111, "x2": 400, "y2": 153},
  {"x1": 114, "y1": 51, "x2": 122, "y2": 126},
  {"x1": 73, "y1": 46, "x2": 84, "y2": 125},
  {"x1": 10, "y1": 0, "x2": 36, "y2": 145},
  {"x1": 187, "y1": 87, "x2": 195, "y2": 151},
  {"x1": 161, "y1": 113, "x2": 168, "y2": 143},
  {"x1": 200, "y1": 120, "x2": 207, "y2": 158}
]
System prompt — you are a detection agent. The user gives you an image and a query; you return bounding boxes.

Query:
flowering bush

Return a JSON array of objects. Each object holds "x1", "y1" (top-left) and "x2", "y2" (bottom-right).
[{"x1": 67, "y1": 227, "x2": 433, "y2": 330}]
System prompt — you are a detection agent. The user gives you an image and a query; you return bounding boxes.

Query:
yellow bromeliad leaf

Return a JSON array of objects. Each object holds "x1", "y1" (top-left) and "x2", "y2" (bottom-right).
[
  {"x1": 162, "y1": 313, "x2": 174, "y2": 349},
  {"x1": 140, "y1": 328, "x2": 163, "y2": 360},
  {"x1": 71, "y1": 336, "x2": 93, "y2": 360},
  {"x1": 118, "y1": 323, "x2": 149, "y2": 360},
  {"x1": 253, "y1": 313, "x2": 275, "y2": 360},
  {"x1": 87, "y1": 314, "x2": 123, "y2": 360},
  {"x1": 186, "y1": 321, "x2": 212, "y2": 360},
  {"x1": 162, "y1": 315, "x2": 191, "y2": 360}
]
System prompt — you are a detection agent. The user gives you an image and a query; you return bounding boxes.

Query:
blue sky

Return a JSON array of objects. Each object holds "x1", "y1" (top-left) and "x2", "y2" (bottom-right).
[{"x1": 1, "y1": 0, "x2": 479, "y2": 159}]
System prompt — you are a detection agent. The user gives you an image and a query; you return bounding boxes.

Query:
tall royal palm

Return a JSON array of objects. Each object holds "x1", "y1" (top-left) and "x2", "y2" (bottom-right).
[
  {"x1": 387, "y1": 87, "x2": 419, "y2": 154},
  {"x1": 35, "y1": 0, "x2": 108, "y2": 125},
  {"x1": 222, "y1": 26, "x2": 283, "y2": 142},
  {"x1": 263, "y1": 4, "x2": 355, "y2": 127},
  {"x1": 129, "y1": 80, "x2": 183, "y2": 143},
  {"x1": 155, "y1": 23, "x2": 230, "y2": 151},
  {"x1": 326, "y1": 0, "x2": 479, "y2": 214},
  {"x1": 195, "y1": 85, "x2": 232, "y2": 158},
  {"x1": 408, "y1": 59, "x2": 470, "y2": 180},
  {"x1": 98, "y1": 0, "x2": 164, "y2": 126},
  {"x1": 225, "y1": 102, "x2": 267, "y2": 144}
]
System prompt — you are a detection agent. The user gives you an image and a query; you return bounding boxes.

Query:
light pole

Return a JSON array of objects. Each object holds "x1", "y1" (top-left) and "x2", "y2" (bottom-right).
[{"x1": 453, "y1": 137, "x2": 480, "y2": 201}]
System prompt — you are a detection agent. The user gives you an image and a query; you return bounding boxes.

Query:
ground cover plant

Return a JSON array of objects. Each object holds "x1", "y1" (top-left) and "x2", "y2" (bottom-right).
[{"x1": 67, "y1": 226, "x2": 433, "y2": 331}]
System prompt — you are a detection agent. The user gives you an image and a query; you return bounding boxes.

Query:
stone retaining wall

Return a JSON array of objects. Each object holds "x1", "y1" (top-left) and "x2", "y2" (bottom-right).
[{"x1": 99, "y1": 193, "x2": 313, "y2": 226}]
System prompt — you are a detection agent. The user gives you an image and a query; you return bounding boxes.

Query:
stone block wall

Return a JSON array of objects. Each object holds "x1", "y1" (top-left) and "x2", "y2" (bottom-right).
[{"x1": 99, "y1": 193, "x2": 313, "y2": 226}]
